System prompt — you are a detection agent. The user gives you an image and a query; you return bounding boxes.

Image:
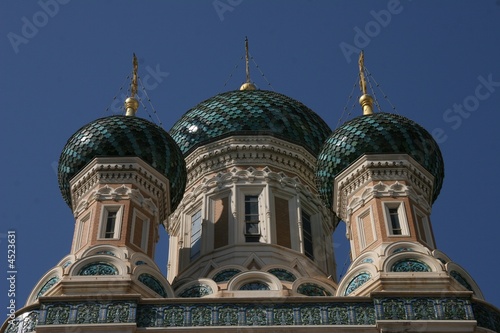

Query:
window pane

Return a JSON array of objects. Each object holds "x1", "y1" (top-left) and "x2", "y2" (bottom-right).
[
  {"x1": 105, "y1": 211, "x2": 117, "y2": 238},
  {"x1": 302, "y1": 211, "x2": 314, "y2": 260},
  {"x1": 191, "y1": 210, "x2": 202, "y2": 260},
  {"x1": 244, "y1": 195, "x2": 260, "y2": 242},
  {"x1": 389, "y1": 208, "x2": 402, "y2": 235},
  {"x1": 244, "y1": 195, "x2": 259, "y2": 222}
]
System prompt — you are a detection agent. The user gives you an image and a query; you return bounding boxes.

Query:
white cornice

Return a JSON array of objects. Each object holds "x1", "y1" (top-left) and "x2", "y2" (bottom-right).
[
  {"x1": 183, "y1": 136, "x2": 318, "y2": 190},
  {"x1": 70, "y1": 157, "x2": 169, "y2": 221},
  {"x1": 333, "y1": 154, "x2": 435, "y2": 220}
]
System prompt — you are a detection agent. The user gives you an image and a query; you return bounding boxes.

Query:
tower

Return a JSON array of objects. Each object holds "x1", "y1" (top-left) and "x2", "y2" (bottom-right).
[
  {"x1": 9, "y1": 56, "x2": 187, "y2": 330},
  {"x1": 316, "y1": 52, "x2": 482, "y2": 299}
]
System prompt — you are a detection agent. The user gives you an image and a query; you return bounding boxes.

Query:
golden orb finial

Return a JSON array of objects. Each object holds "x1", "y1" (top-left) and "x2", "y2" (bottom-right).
[
  {"x1": 125, "y1": 53, "x2": 139, "y2": 116},
  {"x1": 240, "y1": 82, "x2": 257, "y2": 91}
]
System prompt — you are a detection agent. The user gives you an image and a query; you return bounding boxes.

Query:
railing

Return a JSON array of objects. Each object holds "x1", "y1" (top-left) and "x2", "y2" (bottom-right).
[{"x1": 3, "y1": 296, "x2": 500, "y2": 332}]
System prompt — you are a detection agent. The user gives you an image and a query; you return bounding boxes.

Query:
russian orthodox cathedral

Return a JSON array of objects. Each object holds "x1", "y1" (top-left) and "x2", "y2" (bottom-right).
[{"x1": 3, "y1": 43, "x2": 500, "y2": 333}]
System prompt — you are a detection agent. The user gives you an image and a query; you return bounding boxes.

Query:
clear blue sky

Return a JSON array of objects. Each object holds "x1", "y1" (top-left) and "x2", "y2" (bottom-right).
[{"x1": 1, "y1": 0, "x2": 499, "y2": 311}]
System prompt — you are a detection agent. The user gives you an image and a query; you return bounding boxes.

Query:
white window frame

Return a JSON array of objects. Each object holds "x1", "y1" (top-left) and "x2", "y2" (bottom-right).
[
  {"x1": 237, "y1": 186, "x2": 265, "y2": 243},
  {"x1": 382, "y1": 201, "x2": 410, "y2": 236},
  {"x1": 98, "y1": 205, "x2": 123, "y2": 240},
  {"x1": 130, "y1": 209, "x2": 150, "y2": 252}
]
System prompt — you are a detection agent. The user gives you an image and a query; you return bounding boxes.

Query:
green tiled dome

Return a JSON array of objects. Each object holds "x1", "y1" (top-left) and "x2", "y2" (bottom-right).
[
  {"x1": 169, "y1": 90, "x2": 332, "y2": 156},
  {"x1": 316, "y1": 113, "x2": 444, "y2": 209},
  {"x1": 58, "y1": 115, "x2": 186, "y2": 211}
]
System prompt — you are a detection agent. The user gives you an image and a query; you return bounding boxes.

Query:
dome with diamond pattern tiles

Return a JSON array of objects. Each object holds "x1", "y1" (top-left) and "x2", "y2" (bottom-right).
[
  {"x1": 58, "y1": 115, "x2": 186, "y2": 211},
  {"x1": 169, "y1": 90, "x2": 332, "y2": 156},
  {"x1": 316, "y1": 112, "x2": 444, "y2": 209}
]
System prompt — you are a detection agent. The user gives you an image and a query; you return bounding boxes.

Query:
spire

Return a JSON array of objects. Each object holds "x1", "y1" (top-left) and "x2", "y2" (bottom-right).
[
  {"x1": 358, "y1": 51, "x2": 373, "y2": 115},
  {"x1": 125, "y1": 53, "x2": 139, "y2": 116},
  {"x1": 240, "y1": 37, "x2": 256, "y2": 91}
]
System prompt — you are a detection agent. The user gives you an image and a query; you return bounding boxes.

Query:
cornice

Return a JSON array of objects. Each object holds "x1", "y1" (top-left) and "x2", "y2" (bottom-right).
[
  {"x1": 184, "y1": 136, "x2": 318, "y2": 190},
  {"x1": 333, "y1": 154, "x2": 435, "y2": 219},
  {"x1": 70, "y1": 157, "x2": 169, "y2": 221}
]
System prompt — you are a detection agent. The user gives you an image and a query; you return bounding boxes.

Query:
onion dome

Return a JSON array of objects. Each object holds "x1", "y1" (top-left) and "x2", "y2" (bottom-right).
[
  {"x1": 58, "y1": 115, "x2": 187, "y2": 211},
  {"x1": 169, "y1": 89, "x2": 332, "y2": 156},
  {"x1": 316, "y1": 112, "x2": 445, "y2": 209}
]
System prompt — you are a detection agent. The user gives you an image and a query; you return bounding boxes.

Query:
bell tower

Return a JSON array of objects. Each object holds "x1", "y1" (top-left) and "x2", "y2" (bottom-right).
[
  {"x1": 25, "y1": 55, "x2": 186, "y2": 304},
  {"x1": 316, "y1": 52, "x2": 484, "y2": 299}
]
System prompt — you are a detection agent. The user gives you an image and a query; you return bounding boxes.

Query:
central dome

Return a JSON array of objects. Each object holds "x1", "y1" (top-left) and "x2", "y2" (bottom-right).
[{"x1": 169, "y1": 90, "x2": 331, "y2": 156}]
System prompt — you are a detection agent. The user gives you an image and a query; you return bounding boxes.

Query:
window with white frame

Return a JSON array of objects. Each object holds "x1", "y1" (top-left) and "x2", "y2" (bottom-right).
[
  {"x1": 99, "y1": 205, "x2": 123, "y2": 239},
  {"x1": 244, "y1": 195, "x2": 260, "y2": 242},
  {"x1": 383, "y1": 202, "x2": 409, "y2": 236},
  {"x1": 190, "y1": 209, "x2": 202, "y2": 260}
]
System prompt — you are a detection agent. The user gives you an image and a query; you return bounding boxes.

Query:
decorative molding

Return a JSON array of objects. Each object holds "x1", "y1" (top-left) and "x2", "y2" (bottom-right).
[
  {"x1": 69, "y1": 157, "x2": 169, "y2": 221},
  {"x1": 184, "y1": 136, "x2": 318, "y2": 190},
  {"x1": 334, "y1": 154, "x2": 435, "y2": 220},
  {"x1": 168, "y1": 166, "x2": 331, "y2": 235}
]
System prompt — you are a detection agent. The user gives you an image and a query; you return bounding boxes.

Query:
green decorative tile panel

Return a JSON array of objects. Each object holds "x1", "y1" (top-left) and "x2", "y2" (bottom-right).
[
  {"x1": 344, "y1": 272, "x2": 371, "y2": 296},
  {"x1": 138, "y1": 273, "x2": 167, "y2": 297},
  {"x1": 239, "y1": 282, "x2": 270, "y2": 291},
  {"x1": 297, "y1": 283, "x2": 332, "y2": 296},
  {"x1": 268, "y1": 268, "x2": 296, "y2": 282},
  {"x1": 58, "y1": 115, "x2": 186, "y2": 211},
  {"x1": 450, "y1": 270, "x2": 473, "y2": 291},
  {"x1": 75, "y1": 303, "x2": 100, "y2": 324},
  {"x1": 316, "y1": 113, "x2": 444, "y2": 208},
  {"x1": 36, "y1": 276, "x2": 59, "y2": 299},
  {"x1": 78, "y1": 262, "x2": 118, "y2": 276},
  {"x1": 300, "y1": 307, "x2": 321, "y2": 325},
  {"x1": 409, "y1": 298, "x2": 437, "y2": 320},
  {"x1": 212, "y1": 269, "x2": 241, "y2": 282},
  {"x1": 391, "y1": 259, "x2": 431, "y2": 272},
  {"x1": 170, "y1": 90, "x2": 331, "y2": 157},
  {"x1": 179, "y1": 283, "x2": 213, "y2": 297}
]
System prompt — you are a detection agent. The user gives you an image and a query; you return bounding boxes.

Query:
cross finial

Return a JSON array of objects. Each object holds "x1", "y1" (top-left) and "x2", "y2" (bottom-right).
[
  {"x1": 358, "y1": 51, "x2": 367, "y2": 95},
  {"x1": 358, "y1": 51, "x2": 373, "y2": 115},
  {"x1": 245, "y1": 36, "x2": 250, "y2": 83},
  {"x1": 131, "y1": 53, "x2": 138, "y2": 97},
  {"x1": 240, "y1": 37, "x2": 256, "y2": 91},
  {"x1": 125, "y1": 53, "x2": 139, "y2": 116}
]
